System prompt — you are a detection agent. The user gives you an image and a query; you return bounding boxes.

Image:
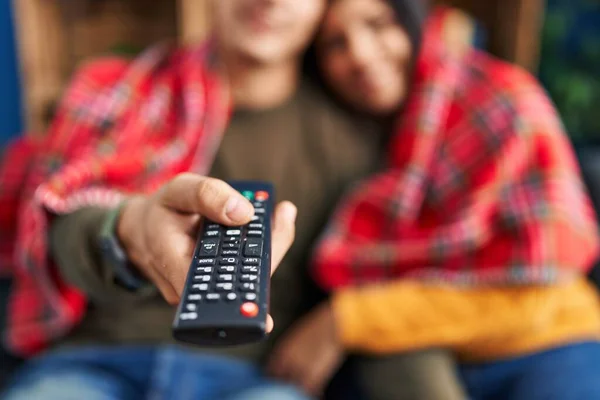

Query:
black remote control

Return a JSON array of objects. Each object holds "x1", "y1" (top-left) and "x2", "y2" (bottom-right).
[{"x1": 173, "y1": 181, "x2": 274, "y2": 346}]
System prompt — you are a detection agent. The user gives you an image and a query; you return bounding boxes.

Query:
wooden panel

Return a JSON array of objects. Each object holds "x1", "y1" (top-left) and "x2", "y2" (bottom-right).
[
  {"x1": 13, "y1": 0, "x2": 177, "y2": 133},
  {"x1": 178, "y1": 0, "x2": 211, "y2": 44},
  {"x1": 63, "y1": 0, "x2": 176, "y2": 73},
  {"x1": 13, "y1": 0, "x2": 67, "y2": 133},
  {"x1": 435, "y1": 0, "x2": 545, "y2": 71}
]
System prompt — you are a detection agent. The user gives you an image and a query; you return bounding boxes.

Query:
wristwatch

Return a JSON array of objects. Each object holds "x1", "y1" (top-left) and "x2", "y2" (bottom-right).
[{"x1": 98, "y1": 202, "x2": 147, "y2": 291}]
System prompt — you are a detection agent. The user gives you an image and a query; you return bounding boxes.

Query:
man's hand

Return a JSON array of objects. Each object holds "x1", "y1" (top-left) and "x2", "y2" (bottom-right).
[
  {"x1": 117, "y1": 173, "x2": 296, "y2": 330},
  {"x1": 267, "y1": 301, "x2": 345, "y2": 396}
]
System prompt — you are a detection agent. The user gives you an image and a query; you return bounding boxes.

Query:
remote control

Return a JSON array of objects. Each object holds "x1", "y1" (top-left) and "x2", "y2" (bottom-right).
[{"x1": 173, "y1": 181, "x2": 274, "y2": 346}]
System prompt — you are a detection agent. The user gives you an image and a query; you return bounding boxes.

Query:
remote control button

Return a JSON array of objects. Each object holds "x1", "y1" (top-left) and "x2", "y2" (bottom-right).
[
  {"x1": 242, "y1": 265, "x2": 259, "y2": 273},
  {"x1": 205, "y1": 223, "x2": 220, "y2": 230},
  {"x1": 240, "y1": 283, "x2": 257, "y2": 292},
  {"x1": 197, "y1": 258, "x2": 216, "y2": 265},
  {"x1": 248, "y1": 223, "x2": 263, "y2": 230},
  {"x1": 196, "y1": 266, "x2": 213, "y2": 274},
  {"x1": 241, "y1": 302, "x2": 259, "y2": 318},
  {"x1": 216, "y1": 283, "x2": 234, "y2": 291},
  {"x1": 218, "y1": 274, "x2": 234, "y2": 282},
  {"x1": 180, "y1": 312, "x2": 198, "y2": 320},
  {"x1": 253, "y1": 208, "x2": 265, "y2": 215},
  {"x1": 223, "y1": 243, "x2": 240, "y2": 249},
  {"x1": 251, "y1": 215, "x2": 263, "y2": 223},
  {"x1": 221, "y1": 250, "x2": 239, "y2": 256},
  {"x1": 218, "y1": 265, "x2": 236, "y2": 273},
  {"x1": 220, "y1": 257, "x2": 238, "y2": 265},
  {"x1": 226, "y1": 229, "x2": 242, "y2": 236},
  {"x1": 191, "y1": 283, "x2": 209, "y2": 292},
  {"x1": 255, "y1": 191, "x2": 269, "y2": 201},
  {"x1": 227, "y1": 293, "x2": 238, "y2": 301},
  {"x1": 206, "y1": 293, "x2": 221, "y2": 301},
  {"x1": 244, "y1": 239, "x2": 263, "y2": 257},
  {"x1": 224, "y1": 236, "x2": 239, "y2": 242},
  {"x1": 241, "y1": 274, "x2": 258, "y2": 282},
  {"x1": 185, "y1": 303, "x2": 197, "y2": 312},
  {"x1": 242, "y1": 191, "x2": 254, "y2": 201},
  {"x1": 204, "y1": 230, "x2": 220, "y2": 238},
  {"x1": 252, "y1": 202, "x2": 263, "y2": 208},
  {"x1": 200, "y1": 239, "x2": 219, "y2": 257},
  {"x1": 188, "y1": 294, "x2": 202, "y2": 301},
  {"x1": 244, "y1": 293, "x2": 257, "y2": 301},
  {"x1": 243, "y1": 257, "x2": 260, "y2": 265},
  {"x1": 247, "y1": 230, "x2": 263, "y2": 237},
  {"x1": 194, "y1": 275, "x2": 211, "y2": 282}
]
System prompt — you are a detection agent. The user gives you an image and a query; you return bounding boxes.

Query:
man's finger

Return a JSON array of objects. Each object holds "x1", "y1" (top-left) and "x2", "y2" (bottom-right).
[
  {"x1": 159, "y1": 173, "x2": 254, "y2": 225},
  {"x1": 270, "y1": 201, "x2": 297, "y2": 276}
]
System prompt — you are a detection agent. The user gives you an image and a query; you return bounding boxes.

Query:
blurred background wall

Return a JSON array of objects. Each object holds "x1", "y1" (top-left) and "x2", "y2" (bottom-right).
[
  {"x1": 2, "y1": 0, "x2": 598, "y2": 143},
  {"x1": 0, "y1": 1, "x2": 23, "y2": 147}
]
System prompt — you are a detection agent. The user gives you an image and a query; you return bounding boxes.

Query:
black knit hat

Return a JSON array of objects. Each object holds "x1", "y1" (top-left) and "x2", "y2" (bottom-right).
[{"x1": 387, "y1": 0, "x2": 427, "y2": 54}]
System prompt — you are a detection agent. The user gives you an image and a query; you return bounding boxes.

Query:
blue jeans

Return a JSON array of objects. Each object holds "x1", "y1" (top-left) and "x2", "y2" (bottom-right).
[
  {"x1": 1, "y1": 346, "x2": 310, "y2": 400},
  {"x1": 460, "y1": 342, "x2": 600, "y2": 400}
]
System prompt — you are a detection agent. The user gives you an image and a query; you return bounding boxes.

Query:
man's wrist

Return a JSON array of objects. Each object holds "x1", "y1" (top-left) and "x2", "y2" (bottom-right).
[{"x1": 99, "y1": 200, "x2": 148, "y2": 291}]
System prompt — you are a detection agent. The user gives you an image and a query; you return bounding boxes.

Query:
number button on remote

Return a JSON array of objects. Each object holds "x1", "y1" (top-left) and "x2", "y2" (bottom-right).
[
  {"x1": 242, "y1": 265, "x2": 258, "y2": 273},
  {"x1": 206, "y1": 293, "x2": 221, "y2": 302},
  {"x1": 216, "y1": 283, "x2": 233, "y2": 291},
  {"x1": 226, "y1": 293, "x2": 237, "y2": 301},
  {"x1": 241, "y1": 283, "x2": 256, "y2": 292},
  {"x1": 241, "y1": 274, "x2": 258, "y2": 282},
  {"x1": 219, "y1": 265, "x2": 236, "y2": 273},
  {"x1": 191, "y1": 283, "x2": 209, "y2": 292}
]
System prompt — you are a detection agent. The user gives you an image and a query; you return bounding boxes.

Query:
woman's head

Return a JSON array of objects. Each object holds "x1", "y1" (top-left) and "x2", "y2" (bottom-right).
[{"x1": 315, "y1": 0, "x2": 425, "y2": 115}]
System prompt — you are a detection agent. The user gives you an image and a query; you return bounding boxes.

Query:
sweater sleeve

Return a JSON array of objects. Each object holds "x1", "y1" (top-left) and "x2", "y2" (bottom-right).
[
  {"x1": 49, "y1": 207, "x2": 157, "y2": 305},
  {"x1": 332, "y1": 278, "x2": 600, "y2": 360}
]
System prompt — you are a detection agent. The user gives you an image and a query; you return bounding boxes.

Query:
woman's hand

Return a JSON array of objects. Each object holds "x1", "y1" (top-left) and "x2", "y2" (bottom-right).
[
  {"x1": 268, "y1": 301, "x2": 345, "y2": 396},
  {"x1": 117, "y1": 173, "x2": 297, "y2": 330}
]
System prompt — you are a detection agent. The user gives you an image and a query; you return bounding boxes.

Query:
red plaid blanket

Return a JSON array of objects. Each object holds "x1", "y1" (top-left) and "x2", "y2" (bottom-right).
[
  {"x1": 311, "y1": 9, "x2": 600, "y2": 289},
  {"x1": 2, "y1": 44, "x2": 230, "y2": 355}
]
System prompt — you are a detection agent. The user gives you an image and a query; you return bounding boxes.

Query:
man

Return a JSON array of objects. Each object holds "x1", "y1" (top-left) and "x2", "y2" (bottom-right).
[{"x1": 2, "y1": 0, "x2": 386, "y2": 398}]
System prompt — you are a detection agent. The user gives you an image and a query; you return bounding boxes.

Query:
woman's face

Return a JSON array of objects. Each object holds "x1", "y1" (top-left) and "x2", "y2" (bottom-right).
[{"x1": 317, "y1": 0, "x2": 413, "y2": 115}]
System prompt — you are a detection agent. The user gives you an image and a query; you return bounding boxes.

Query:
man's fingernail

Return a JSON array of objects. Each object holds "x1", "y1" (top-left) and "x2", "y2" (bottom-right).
[
  {"x1": 282, "y1": 203, "x2": 297, "y2": 223},
  {"x1": 225, "y1": 197, "x2": 252, "y2": 221}
]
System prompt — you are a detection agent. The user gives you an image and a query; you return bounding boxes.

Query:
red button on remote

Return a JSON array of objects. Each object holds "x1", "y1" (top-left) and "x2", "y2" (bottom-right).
[
  {"x1": 240, "y1": 302, "x2": 258, "y2": 318},
  {"x1": 255, "y1": 191, "x2": 269, "y2": 201}
]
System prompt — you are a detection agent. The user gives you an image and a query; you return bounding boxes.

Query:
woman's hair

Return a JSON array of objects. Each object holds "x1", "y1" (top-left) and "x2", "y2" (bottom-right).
[{"x1": 302, "y1": 0, "x2": 427, "y2": 89}]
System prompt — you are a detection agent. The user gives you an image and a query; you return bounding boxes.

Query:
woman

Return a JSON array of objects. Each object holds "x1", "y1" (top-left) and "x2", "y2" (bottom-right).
[{"x1": 268, "y1": 1, "x2": 600, "y2": 399}]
